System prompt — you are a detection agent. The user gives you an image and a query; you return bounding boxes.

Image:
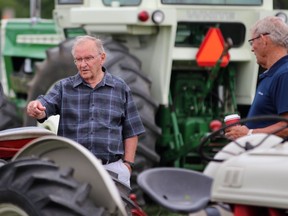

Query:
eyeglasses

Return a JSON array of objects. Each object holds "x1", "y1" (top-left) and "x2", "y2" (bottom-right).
[
  {"x1": 74, "y1": 56, "x2": 95, "y2": 65},
  {"x1": 248, "y1": 33, "x2": 270, "y2": 46}
]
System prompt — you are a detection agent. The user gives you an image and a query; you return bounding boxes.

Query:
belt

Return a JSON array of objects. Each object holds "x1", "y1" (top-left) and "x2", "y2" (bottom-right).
[{"x1": 101, "y1": 155, "x2": 122, "y2": 165}]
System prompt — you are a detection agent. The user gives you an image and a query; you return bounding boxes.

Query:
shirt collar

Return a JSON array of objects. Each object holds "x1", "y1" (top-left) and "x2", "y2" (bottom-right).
[
  {"x1": 259, "y1": 55, "x2": 288, "y2": 80},
  {"x1": 102, "y1": 70, "x2": 115, "y2": 88},
  {"x1": 73, "y1": 66, "x2": 115, "y2": 88}
]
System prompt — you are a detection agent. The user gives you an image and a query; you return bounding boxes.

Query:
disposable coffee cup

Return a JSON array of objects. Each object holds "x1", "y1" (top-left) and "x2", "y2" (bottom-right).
[{"x1": 224, "y1": 114, "x2": 240, "y2": 125}]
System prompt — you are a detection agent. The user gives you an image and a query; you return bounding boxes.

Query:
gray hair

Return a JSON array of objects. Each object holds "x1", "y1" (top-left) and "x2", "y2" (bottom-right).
[
  {"x1": 251, "y1": 16, "x2": 288, "y2": 48},
  {"x1": 71, "y1": 35, "x2": 105, "y2": 56}
]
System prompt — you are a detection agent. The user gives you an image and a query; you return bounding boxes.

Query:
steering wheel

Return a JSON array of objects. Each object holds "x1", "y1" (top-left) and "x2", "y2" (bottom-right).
[{"x1": 199, "y1": 115, "x2": 288, "y2": 163}]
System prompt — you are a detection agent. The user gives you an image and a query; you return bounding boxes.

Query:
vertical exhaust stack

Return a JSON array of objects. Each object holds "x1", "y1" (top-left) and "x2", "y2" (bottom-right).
[{"x1": 30, "y1": 0, "x2": 41, "y2": 24}]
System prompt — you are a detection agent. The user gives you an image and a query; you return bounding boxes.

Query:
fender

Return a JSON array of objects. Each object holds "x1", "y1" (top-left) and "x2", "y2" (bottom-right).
[
  {"x1": 204, "y1": 133, "x2": 283, "y2": 178},
  {"x1": 13, "y1": 135, "x2": 127, "y2": 216}
]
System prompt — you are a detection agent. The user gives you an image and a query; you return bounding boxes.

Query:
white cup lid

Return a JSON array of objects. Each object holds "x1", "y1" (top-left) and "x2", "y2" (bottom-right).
[{"x1": 224, "y1": 114, "x2": 240, "y2": 122}]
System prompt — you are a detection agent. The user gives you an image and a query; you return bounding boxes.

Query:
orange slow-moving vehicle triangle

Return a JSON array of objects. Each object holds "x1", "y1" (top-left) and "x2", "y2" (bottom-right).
[{"x1": 196, "y1": 28, "x2": 230, "y2": 67}]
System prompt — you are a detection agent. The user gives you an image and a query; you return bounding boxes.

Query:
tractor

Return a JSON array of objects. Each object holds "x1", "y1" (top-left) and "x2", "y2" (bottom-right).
[
  {"x1": 0, "y1": 126, "x2": 145, "y2": 215},
  {"x1": 1, "y1": 0, "x2": 288, "y2": 208}
]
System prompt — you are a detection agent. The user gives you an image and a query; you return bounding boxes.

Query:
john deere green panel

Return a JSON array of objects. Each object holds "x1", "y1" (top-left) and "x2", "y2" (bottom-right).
[
  {"x1": 3, "y1": 20, "x2": 60, "y2": 59},
  {"x1": 2, "y1": 19, "x2": 61, "y2": 96}
]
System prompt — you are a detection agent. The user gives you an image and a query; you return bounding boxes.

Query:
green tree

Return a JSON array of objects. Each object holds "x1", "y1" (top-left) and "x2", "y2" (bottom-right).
[
  {"x1": 41, "y1": 0, "x2": 54, "y2": 18},
  {"x1": 0, "y1": 0, "x2": 53, "y2": 19}
]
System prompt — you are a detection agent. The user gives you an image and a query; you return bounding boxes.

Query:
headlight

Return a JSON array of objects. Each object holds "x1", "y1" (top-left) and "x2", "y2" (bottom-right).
[{"x1": 152, "y1": 10, "x2": 165, "y2": 24}]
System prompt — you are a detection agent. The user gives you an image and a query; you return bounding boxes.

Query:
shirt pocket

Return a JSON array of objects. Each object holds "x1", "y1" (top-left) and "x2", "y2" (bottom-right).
[{"x1": 95, "y1": 108, "x2": 123, "y2": 127}]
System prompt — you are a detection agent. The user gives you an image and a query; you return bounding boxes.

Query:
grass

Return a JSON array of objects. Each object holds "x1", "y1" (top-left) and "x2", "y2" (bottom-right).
[
  {"x1": 141, "y1": 203, "x2": 185, "y2": 216},
  {"x1": 135, "y1": 194, "x2": 186, "y2": 216}
]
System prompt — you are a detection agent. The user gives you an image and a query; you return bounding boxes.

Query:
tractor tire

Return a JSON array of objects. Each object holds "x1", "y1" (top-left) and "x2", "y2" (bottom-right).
[
  {"x1": 24, "y1": 38, "x2": 161, "y2": 204},
  {"x1": 0, "y1": 82, "x2": 22, "y2": 130},
  {"x1": 103, "y1": 39, "x2": 161, "y2": 203},
  {"x1": 0, "y1": 157, "x2": 105, "y2": 216},
  {"x1": 0, "y1": 82, "x2": 4, "y2": 107},
  {"x1": 24, "y1": 38, "x2": 78, "y2": 126},
  {"x1": 0, "y1": 97, "x2": 22, "y2": 131}
]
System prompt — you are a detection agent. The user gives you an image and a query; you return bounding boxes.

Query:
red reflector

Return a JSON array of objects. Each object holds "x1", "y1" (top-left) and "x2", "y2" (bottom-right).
[
  {"x1": 138, "y1": 11, "x2": 149, "y2": 22},
  {"x1": 209, "y1": 120, "x2": 222, "y2": 131}
]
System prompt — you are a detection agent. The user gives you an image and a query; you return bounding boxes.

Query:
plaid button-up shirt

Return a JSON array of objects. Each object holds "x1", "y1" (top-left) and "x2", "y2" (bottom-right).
[{"x1": 38, "y1": 70, "x2": 145, "y2": 160}]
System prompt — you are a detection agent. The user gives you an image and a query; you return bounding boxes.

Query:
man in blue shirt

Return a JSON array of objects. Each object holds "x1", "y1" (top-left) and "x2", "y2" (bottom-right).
[
  {"x1": 27, "y1": 35, "x2": 145, "y2": 186},
  {"x1": 225, "y1": 16, "x2": 288, "y2": 140}
]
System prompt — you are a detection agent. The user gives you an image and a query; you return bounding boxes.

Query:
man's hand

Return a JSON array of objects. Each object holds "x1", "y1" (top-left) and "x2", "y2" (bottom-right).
[
  {"x1": 123, "y1": 162, "x2": 132, "y2": 173},
  {"x1": 27, "y1": 100, "x2": 46, "y2": 120},
  {"x1": 225, "y1": 125, "x2": 250, "y2": 140},
  {"x1": 123, "y1": 159, "x2": 134, "y2": 173}
]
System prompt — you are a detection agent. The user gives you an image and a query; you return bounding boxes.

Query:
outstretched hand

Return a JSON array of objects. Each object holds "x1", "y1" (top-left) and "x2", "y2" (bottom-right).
[{"x1": 27, "y1": 100, "x2": 46, "y2": 120}]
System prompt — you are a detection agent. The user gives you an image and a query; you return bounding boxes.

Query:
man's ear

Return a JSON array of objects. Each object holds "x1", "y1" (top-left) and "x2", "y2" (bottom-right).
[
  {"x1": 101, "y1": 52, "x2": 106, "y2": 62},
  {"x1": 261, "y1": 34, "x2": 269, "y2": 46}
]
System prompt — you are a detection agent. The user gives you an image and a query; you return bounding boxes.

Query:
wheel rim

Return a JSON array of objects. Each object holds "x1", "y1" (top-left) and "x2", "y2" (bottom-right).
[{"x1": 0, "y1": 203, "x2": 29, "y2": 216}]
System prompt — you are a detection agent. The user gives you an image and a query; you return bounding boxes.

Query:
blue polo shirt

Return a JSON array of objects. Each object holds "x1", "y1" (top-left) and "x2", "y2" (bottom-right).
[{"x1": 246, "y1": 55, "x2": 288, "y2": 129}]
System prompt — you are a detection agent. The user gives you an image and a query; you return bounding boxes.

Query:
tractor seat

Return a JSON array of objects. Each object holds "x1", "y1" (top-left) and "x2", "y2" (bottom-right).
[{"x1": 137, "y1": 167, "x2": 212, "y2": 214}]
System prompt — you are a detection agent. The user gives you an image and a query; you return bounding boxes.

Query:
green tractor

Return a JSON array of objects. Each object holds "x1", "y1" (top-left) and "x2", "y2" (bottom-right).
[
  {"x1": 1, "y1": 0, "x2": 288, "y2": 204},
  {"x1": 0, "y1": 18, "x2": 61, "y2": 130}
]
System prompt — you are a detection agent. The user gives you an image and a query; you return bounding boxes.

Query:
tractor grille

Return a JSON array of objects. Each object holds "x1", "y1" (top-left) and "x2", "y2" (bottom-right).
[{"x1": 176, "y1": 22, "x2": 246, "y2": 48}]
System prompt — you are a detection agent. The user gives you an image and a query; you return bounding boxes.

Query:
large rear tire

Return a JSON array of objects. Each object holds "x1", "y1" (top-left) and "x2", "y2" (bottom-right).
[
  {"x1": 24, "y1": 38, "x2": 161, "y2": 204},
  {"x1": 24, "y1": 39, "x2": 78, "y2": 126},
  {"x1": 0, "y1": 83, "x2": 22, "y2": 130},
  {"x1": 0, "y1": 157, "x2": 104, "y2": 216},
  {"x1": 0, "y1": 98, "x2": 22, "y2": 130}
]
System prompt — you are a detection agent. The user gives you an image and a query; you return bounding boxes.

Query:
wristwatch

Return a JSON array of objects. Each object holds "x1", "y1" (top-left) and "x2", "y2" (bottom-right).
[{"x1": 123, "y1": 159, "x2": 135, "y2": 169}]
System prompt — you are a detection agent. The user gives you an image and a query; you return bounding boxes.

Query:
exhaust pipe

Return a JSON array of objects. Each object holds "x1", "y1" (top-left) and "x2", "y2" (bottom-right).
[{"x1": 30, "y1": 0, "x2": 41, "y2": 23}]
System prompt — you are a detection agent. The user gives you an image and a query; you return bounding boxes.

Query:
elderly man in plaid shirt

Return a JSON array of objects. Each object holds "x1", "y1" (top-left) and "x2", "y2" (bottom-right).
[{"x1": 27, "y1": 35, "x2": 145, "y2": 187}]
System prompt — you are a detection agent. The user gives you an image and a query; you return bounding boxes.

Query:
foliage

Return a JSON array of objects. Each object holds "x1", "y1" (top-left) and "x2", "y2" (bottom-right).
[
  {"x1": 0, "y1": 0, "x2": 54, "y2": 19},
  {"x1": 143, "y1": 204, "x2": 184, "y2": 216}
]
